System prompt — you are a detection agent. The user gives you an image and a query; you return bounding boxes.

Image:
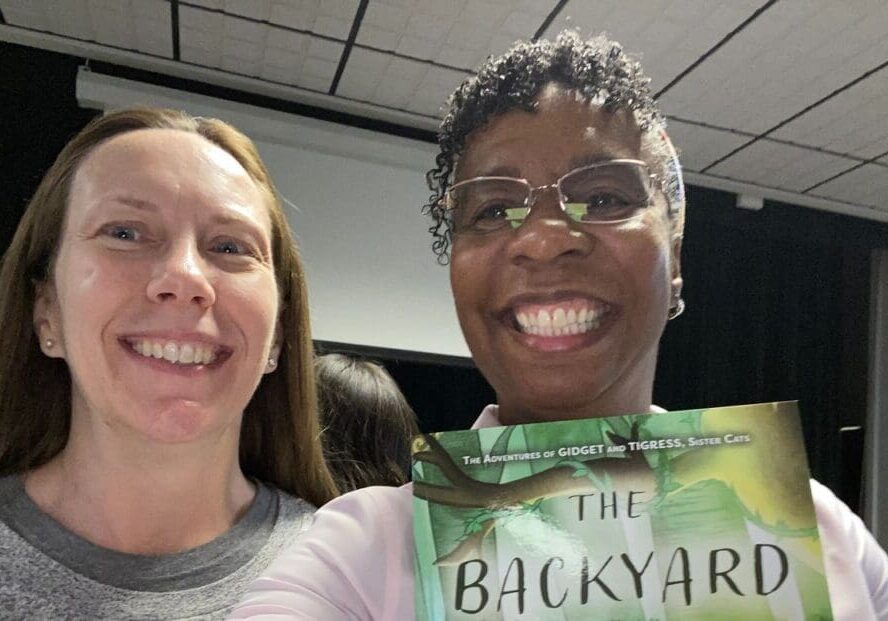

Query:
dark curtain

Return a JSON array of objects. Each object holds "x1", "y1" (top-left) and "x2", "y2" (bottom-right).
[{"x1": 656, "y1": 185, "x2": 885, "y2": 508}]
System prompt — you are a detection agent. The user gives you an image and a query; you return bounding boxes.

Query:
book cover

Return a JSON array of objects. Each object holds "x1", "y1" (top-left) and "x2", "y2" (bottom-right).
[{"x1": 412, "y1": 402, "x2": 833, "y2": 620}]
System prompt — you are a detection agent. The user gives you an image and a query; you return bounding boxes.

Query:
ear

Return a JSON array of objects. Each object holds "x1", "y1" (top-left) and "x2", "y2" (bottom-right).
[
  {"x1": 33, "y1": 281, "x2": 66, "y2": 359},
  {"x1": 670, "y1": 235, "x2": 683, "y2": 299},
  {"x1": 264, "y1": 321, "x2": 283, "y2": 375}
]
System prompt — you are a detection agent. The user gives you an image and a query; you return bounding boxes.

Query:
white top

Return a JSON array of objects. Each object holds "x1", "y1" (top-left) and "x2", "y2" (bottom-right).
[{"x1": 230, "y1": 406, "x2": 888, "y2": 620}]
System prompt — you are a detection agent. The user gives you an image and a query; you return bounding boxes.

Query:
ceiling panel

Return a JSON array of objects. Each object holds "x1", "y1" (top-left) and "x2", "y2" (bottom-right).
[
  {"x1": 179, "y1": 5, "x2": 343, "y2": 92},
  {"x1": 770, "y1": 69, "x2": 888, "y2": 160},
  {"x1": 706, "y1": 140, "x2": 856, "y2": 193},
  {"x1": 356, "y1": 0, "x2": 552, "y2": 70},
  {"x1": 3, "y1": 0, "x2": 888, "y2": 222},
  {"x1": 663, "y1": 118, "x2": 750, "y2": 172},
  {"x1": 337, "y1": 47, "x2": 466, "y2": 116},
  {"x1": 542, "y1": 0, "x2": 764, "y2": 93},
  {"x1": 1, "y1": 0, "x2": 172, "y2": 57},
  {"x1": 658, "y1": 0, "x2": 888, "y2": 134},
  {"x1": 184, "y1": 0, "x2": 360, "y2": 39},
  {"x1": 810, "y1": 164, "x2": 888, "y2": 209}
]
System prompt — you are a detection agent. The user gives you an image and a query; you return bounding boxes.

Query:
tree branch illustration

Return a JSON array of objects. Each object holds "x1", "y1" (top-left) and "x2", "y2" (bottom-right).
[{"x1": 413, "y1": 425, "x2": 655, "y2": 510}]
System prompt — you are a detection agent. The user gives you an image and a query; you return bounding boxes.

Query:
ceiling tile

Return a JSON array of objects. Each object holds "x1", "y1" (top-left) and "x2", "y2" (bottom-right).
[
  {"x1": 543, "y1": 0, "x2": 763, "y2": 93},
  {"x1": 355, "y1": 0, "x2": 550, "y2": 69},
  {"x1": 362, "y1": 1, "x2": 410, "y2": 31},
  {"x1": 264, "y1": 26, "x2": 305, "y2": 50},
  {"x1": 461, "y1": 2, "x2": 510, "y2": 28},
  {"x1": 357, "y1": 25, "x2": 402, "y2": 50},
  {"x1": 707, "y1": 141, "x2": 857, "y2": 192},
  {"x1": 337, "y1": 48, "x2": 466, "y2": 116},
  {"x1": 338, "y1": 48, "x2": 430, "y2": 102},
  {"x1": 270, "y1": 0, "x2": 360, "y2": 39},
  {"x1": 771, "y1": 71, "x2": 888, "y2": 160},
  {"x1": 663, "y1": 119, "x2": 751, "y2": 172},
  {"x1": 224, "y1": 14, "x2": 268, "y2": 42},
  {"x1": 181, "y1": 0, "x2": 222, "y2": 9},
  {"x1": 180, "y1": 6, "x2": 341, "y2": 91},
  {"x1": 260, "y1": 45, "x2": 303, "y2": 69},
  {"x1": 809, "y1": 164, "x2": 888, "y2": 208},
  {"x1": 657, "y1": 0, "x2": 888, "y2": 134},
  {"x1": 217, "y1": 0, "x2": 272, "y2": 22}
]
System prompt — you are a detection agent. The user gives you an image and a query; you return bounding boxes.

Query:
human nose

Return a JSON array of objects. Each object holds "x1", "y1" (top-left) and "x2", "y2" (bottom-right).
[
  {"x1": 146, "y1": 238, "x2": 216, "y2": 308},
  {"x1": 507, "y1": 187, "x2": 593, "y2": 264}
]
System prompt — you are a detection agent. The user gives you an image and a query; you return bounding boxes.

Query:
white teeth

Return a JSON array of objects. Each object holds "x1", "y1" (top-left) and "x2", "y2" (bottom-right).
[
  {"x1": 130, "y1": 340, "x2": 217, "y2": 365},
  {"x1": 163, "y1": 342, "x2": 178, "y2": 362},
  {"x1": 538, "y1": 310, "x2": 552, "y2": 328},
  {"x1": 180, "y1": 344, "x2": 195, "y2": 364},
  {"x1": 515, "y1": 306, "x2": 608, "y2": 337}
]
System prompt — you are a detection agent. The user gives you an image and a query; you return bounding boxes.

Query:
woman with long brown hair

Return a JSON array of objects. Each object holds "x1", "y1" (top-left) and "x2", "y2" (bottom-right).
[{"x1": 0, "y1": 107, "x2": 337, "y2": 618}]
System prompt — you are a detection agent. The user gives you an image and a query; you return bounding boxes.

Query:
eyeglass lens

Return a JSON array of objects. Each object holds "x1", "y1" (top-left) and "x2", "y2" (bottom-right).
[{"x1": 448, "y1": 161, "x2": 652, "y2": 233}]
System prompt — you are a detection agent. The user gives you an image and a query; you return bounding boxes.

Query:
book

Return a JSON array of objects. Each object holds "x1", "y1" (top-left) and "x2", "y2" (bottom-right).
[{"x1": 412, "y1": 402, "x2": 833, "y2": 620}]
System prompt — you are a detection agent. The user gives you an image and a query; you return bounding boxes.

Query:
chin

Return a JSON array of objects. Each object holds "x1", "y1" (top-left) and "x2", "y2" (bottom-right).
[{"x1": 132, "y1": 402, "x2": 221, "y2": 444}]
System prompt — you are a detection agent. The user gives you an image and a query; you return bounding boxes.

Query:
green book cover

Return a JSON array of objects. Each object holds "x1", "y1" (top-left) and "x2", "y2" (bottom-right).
[{"x1": 412, "y1": 402, "x2": 833, "y2": 620}]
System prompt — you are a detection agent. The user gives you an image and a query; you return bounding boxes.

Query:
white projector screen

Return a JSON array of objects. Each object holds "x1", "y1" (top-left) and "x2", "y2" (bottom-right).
[{"x1": 76, "y1": 70, "x2": 470, "y2": 358}]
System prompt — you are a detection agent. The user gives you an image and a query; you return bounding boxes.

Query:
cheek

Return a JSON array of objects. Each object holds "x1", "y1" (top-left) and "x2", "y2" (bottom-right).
[
  {"x1": 449, "y1": 243, "x2": 489, "y2": 319},
  {"x1": 55, "y1": 253, "x2": 141, "y2": 324},
  {"x1": 223, "y1": 274, "x2": 280, "y2": 339},
  {"x1": 608, "y1": 220, "x2": 673, "y2": 302}
]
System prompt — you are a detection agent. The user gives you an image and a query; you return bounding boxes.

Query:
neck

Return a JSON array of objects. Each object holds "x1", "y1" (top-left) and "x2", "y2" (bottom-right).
[
  {"x1": 497, "y1": 349, "x2": 660, "y2": 425},
  {"x1": 497, "y1": 375, "x2": 656, "y2": 426},
  {"x1": 497, "y1": 395, "x2": 654, "y2": 426},
  {"x1": 24, "y1": 418, "x2": 254, "y2": 555}
]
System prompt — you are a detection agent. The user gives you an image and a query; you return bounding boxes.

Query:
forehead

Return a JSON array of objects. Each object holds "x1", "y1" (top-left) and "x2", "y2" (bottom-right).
[
  {"x1": 71, "y1": 128, "x2": 271, "y2": 227},
  {"x1": 76, "y1": 128, "x2": 248, "y2": 185},
  {"x1": 457, "y1": 85, "x2": 646, "y2": 180}
]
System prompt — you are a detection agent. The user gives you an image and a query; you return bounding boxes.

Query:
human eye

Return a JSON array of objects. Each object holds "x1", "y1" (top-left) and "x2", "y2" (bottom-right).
[
  {"x1": 564, "y1": 191, "x2": 644, "y2": 223},
  {"x1": 211, "y1": 239, "x2": 251, "y2": 255},
  {"x1": 563, "y1": 164, "x2": 649, "y2": 223},
  {"x1": 209, "y1": 237, "x2": 259, "y2": 259},
  {"x1": 100, "y1": 222, "x2": 144, "y2": 243},
  {"x1": 453, "y1": 181, "x2": 525, "y2": 233},
  {"x1": 468, "y1": 201, "x2": 512, "y2": 230}
]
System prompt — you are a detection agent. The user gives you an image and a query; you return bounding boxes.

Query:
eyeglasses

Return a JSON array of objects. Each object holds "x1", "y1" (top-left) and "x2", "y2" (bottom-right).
[{"x1": 443, "y1": 159, "x2": 657, "y2": 234}]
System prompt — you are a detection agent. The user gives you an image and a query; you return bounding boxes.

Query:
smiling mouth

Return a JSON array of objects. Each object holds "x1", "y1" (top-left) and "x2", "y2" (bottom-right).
[
  {"x1": 513, "y1": 299, "x2": 612, "y2": 337},
  {"x1": 124, "y1": 339, "x2": 225, "y2": 366}
]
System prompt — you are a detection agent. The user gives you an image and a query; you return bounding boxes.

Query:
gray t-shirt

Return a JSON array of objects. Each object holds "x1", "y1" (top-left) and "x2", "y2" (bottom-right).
[{"x1": 0, "y1": 474, "x2": 315, "y2": 619}]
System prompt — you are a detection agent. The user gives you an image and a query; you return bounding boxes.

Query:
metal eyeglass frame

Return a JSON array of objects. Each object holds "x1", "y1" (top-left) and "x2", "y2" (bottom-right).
[{"x1": 443, "y1": 158, "x2": 659, "y2": 232}]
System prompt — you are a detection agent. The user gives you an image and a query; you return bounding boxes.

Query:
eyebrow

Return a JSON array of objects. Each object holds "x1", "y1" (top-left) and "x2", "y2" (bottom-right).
[
  {"x1": 472, "y1": 165, "x2": 522, "y2": 178},
  {"x1": 567, "y1": 152, "x2": 626, "y2": 169},
  {"x1": 107, "y1": 196, "x2": 159, "y2": 211},
  {"x1": 469, "y1": 152, "x2": 629, "y2": 180}
]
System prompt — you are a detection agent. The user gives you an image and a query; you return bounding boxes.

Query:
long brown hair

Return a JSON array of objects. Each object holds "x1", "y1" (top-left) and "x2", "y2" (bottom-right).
[{"x1": 0, "y1": 107, "x2": 337, "y2": 506}]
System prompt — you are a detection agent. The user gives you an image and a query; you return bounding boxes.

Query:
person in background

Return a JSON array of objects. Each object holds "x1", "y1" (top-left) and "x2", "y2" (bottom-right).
[
  {"x1": 316, "y1": 353, "x2": 419, "y2": 491},
  {"x1": 231, "y1": 31, "x2": 888, "y2": 620},
  {"x1": 0, "y1": 107, "x2": 337, "y2": 619}
]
